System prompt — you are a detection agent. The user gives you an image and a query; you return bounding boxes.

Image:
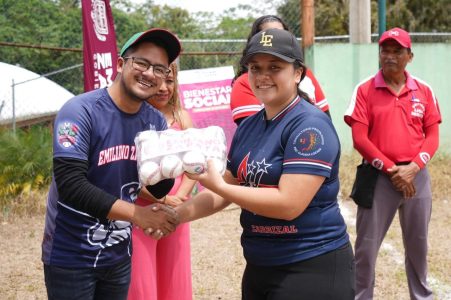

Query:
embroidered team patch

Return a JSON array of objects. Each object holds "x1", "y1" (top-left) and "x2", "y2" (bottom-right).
[
  {"x1": 371, "y1": 158, "x2": 384, "y2": 170},
  {"x1": 293, "y1": 127, "x2": 324, "y2": 157},
  {"x1": 411, "y1": 102, "x2": 425, "y2": 118},
  {"x1": 57, "y1": 122, "x2": 79, "y2": 148},
  {"x1": 420, "y1": 152, "x2": 430, "y2": 164}
]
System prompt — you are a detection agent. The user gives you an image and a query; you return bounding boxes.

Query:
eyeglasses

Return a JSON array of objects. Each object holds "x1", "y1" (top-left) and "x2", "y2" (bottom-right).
[{"x1": 123, "y1": 57, "x2": 170, "y2": 78}]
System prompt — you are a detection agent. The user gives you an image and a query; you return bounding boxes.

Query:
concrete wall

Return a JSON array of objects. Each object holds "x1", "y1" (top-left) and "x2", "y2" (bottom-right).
[{"x1": 312, "y1": 43, "x2": 450, "y2": 154}]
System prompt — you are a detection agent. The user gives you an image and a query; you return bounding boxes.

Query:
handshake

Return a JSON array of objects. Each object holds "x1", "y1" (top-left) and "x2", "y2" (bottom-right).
[{"x1": 133, "y1": 201, "x2": 180, "y2": 240}]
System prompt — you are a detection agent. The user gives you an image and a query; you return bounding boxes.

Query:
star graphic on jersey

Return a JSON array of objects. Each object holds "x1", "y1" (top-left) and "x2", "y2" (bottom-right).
[
  {"x1": 248, "y1": 180, "x2": 259, "y2": 187},
  {"x1": 256, "y1": 158, "x2": 271, "y2": 174},
  {"x1": 247, "y1": 161, "x2": 256, "y2": 175}
]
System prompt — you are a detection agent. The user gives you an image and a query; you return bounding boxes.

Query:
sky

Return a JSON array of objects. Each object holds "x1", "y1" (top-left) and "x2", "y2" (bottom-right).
[
  {"x1": 151, "y1": 0, "x2": 251, "y2": 13},
  {"x1": 129, "y1": 0, "x2": 279, "y2": 21}
]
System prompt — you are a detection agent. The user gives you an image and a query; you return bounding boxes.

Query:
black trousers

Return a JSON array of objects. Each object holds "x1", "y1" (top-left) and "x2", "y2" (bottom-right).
[{"x1": 242, "y1": 243, "x2": 355, "y2": 300}]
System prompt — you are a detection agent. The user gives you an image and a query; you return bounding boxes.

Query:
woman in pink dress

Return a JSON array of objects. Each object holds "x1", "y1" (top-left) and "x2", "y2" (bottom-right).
[{"x1": 128, "y1": 63, "x2": 196, "y2": 300}]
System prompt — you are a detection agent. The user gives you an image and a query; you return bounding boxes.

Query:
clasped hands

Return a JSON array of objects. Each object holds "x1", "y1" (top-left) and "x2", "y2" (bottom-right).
[
  {"x1": 134, "y1": 202, "x2": 180, "y2": 240},
  {"x1": 387, "y1": 162, "x2": 420, "y2": 199},
  {"x1": 133, "y1": 160, "x2": 222, "y2": 240}
]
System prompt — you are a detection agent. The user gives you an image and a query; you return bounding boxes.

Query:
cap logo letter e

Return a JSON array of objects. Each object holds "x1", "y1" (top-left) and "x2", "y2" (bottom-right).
[{"x1": 260, "y1": 32, "x2": 273, "y2": 47}]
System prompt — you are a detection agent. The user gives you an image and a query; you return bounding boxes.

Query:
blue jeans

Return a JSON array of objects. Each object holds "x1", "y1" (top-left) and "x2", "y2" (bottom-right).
[{"x1": 44, "y1": 258, "x2": 131, "y2": 300}]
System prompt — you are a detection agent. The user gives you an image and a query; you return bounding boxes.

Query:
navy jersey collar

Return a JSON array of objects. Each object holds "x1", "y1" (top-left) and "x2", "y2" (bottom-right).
[{"x1": 266, "y1": 96, "x2": 301, "y2": 122}]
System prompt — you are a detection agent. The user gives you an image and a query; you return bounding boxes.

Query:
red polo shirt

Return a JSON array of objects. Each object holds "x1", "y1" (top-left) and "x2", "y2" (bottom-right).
[
  {"x1": 230, "y1": 69, "x2": 330, "y2": 122},
  {"x1": 345, "y1": 70, "x2": 441, "y2": 170}
]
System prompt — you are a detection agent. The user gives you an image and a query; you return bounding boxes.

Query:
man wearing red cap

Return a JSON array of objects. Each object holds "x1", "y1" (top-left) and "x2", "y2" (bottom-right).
[{"x1": 344, "y1": 27, "x2": 441, "y2": 299}]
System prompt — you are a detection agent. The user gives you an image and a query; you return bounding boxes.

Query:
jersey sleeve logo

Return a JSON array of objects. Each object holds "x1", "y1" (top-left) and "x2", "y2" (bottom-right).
[
  {"x1": 57, "y1": 122, "x2": 79, "y2": 148},
  {"x1": 293, "y1": 127, "x2": 324, "y2": 157}
]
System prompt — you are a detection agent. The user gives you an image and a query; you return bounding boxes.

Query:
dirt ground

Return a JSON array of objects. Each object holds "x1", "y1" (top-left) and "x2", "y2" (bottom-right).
[{"x1": 1, "y1": 197, "x2": 450, "y2": 300}]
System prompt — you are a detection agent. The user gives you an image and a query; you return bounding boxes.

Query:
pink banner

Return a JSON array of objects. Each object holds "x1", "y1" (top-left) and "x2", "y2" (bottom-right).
[
  {"x1": 178, "y1": 66, "x2": 237, "y2": 150},
  {"x1": 82, "y1": 0, "x2": 118, "y2": 92}
]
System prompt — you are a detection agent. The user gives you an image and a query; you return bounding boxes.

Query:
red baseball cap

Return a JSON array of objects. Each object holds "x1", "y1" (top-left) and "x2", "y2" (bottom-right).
[{"x1": 379, "y1": 27, "x2": 411, "y2": 49}]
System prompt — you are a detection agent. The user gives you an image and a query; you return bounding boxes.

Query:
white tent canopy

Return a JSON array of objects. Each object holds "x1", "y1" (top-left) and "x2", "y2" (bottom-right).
[{"x1": 0, "y1": 62, "x2": 74, "y2": 124}]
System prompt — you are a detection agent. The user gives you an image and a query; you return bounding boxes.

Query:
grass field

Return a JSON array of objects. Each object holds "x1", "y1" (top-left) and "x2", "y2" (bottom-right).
[{"x1": 0, "y1": 153, "x2": 450, "y2": 299}]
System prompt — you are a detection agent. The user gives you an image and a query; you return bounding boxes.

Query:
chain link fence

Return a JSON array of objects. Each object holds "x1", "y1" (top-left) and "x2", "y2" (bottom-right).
[
  {"x1": 1, "y1": 0, "x2": 451, "y2": 129},
  {"x1": 179, "y1": 32, "x2": 451, "y2": 69},
  {"x1": 1, "y1": 32, "x2": 450, "y2": 130},
  {"x1": 0, "y1": 60, "x2": 84, "y2": 129}
]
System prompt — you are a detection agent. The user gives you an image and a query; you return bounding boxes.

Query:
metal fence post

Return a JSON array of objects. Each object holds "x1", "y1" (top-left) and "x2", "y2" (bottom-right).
[
  {"x1": 378, "y1": 0, "x2": 386, "y2": 37},
  {"x1": 11, "y1": 79, "x2": 16, "y2": 135}
]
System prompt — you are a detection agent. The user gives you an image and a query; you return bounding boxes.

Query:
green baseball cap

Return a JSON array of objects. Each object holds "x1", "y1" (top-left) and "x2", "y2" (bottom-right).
[{"x1": 119, "y1": 28, "x2": 181, "y2": 63}]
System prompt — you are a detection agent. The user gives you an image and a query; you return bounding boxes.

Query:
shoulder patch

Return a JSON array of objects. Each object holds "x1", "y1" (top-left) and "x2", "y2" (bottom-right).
[
  {"x1": 292, "y1": 127, "x2": 324, "y2": 157},
  {"x1": 57, "y1": 122, "x2": 79, "y2": 148}
]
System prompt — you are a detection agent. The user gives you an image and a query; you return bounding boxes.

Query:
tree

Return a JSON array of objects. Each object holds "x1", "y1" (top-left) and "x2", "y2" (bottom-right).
[
  {"x1": 0, "y1": 0, "x2": 84, "y2": 93},
  {"x1": 276, "y1": 0, "x2": 450, "y2": 37},
  {"x1": 0, "y1": 0, "x2": 449, "y2": 92},
  {"x1": 384, "y1": 0, "x2": 450, "y2": 32},
  {"x1": 278, "y1": 0, "x2": 350, "y2": 37}
]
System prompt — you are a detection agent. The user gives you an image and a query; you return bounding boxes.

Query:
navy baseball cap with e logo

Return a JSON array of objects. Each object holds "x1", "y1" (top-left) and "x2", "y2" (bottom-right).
[{"x1": 242, "y1": 28, "x2": 303, "y2": 64}]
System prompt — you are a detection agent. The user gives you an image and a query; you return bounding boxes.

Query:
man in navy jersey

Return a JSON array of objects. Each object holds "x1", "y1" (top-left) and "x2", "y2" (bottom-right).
[{"x1": 42, "y1": 29, "x2": 181, "y2": 300}]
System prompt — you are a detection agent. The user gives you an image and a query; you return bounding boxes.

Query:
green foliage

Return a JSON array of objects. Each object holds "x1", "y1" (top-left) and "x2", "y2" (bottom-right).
[
  {"x1": 278, "y1": 0, "x2": 351, "y2": 36},
  {"x1": 0, "y1": 0, "x2": 83, "y2": 93},
  {"x1": 314, "y1": 0, "x2": 350, "y2": 36},
  {"x1": 176, "y1": 8, "x2": 254, "y2": 70},
  {"x1": 0, "y1": 0, "x2": 449, "y2": 94},
  {"x1": 147, "y1": 5, "x2": 199, "y2": 37},
  {"x1": 384, "y1": 0, "x2": 451, "y2": 32},
  {"x1": 111, "y1": 4, "x2": 149, "y2": 48},
  {"x1": 277, "y1": 0, "x2": 450, "y2": 37},
  {"x1": 0, "y1": 126, "x2": 53, "y2": 202},
  {"x1": 215, "y1": 17, "x2": 254, "y2": 39}
]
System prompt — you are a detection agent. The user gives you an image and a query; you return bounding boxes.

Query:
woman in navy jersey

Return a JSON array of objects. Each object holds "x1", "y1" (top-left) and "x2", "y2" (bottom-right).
[{"x1": 176, "y1": 28, "x2": 355, "y2": 299}]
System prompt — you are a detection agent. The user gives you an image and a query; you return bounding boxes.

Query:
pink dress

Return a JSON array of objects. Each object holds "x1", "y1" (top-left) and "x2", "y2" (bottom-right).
[{"x1": 128, "y1": 123, "x2": 192, "y2": 300}]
